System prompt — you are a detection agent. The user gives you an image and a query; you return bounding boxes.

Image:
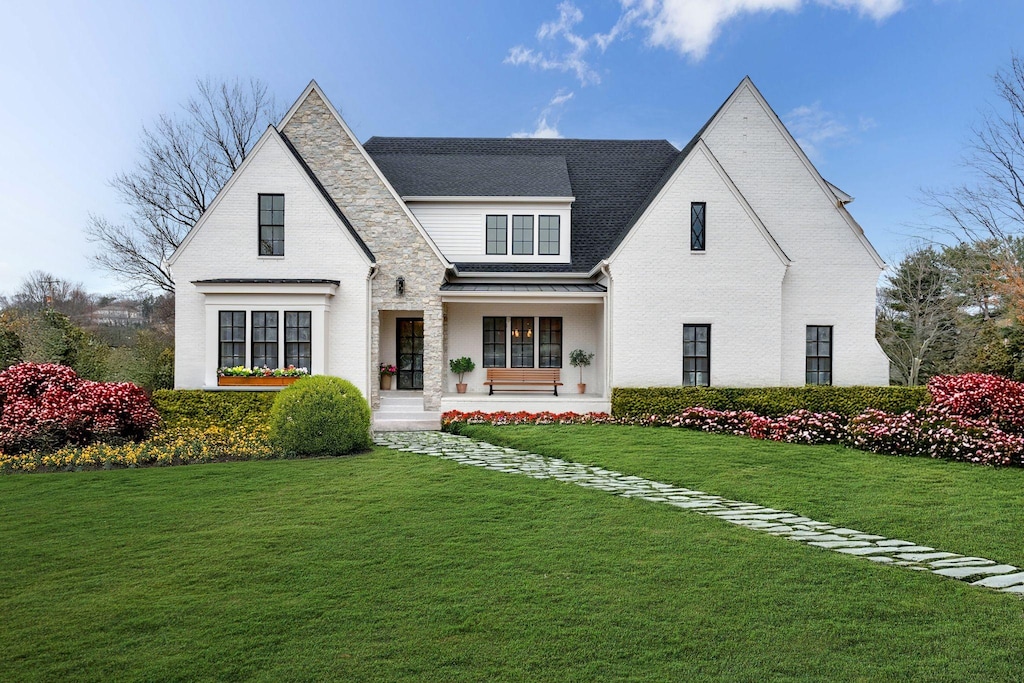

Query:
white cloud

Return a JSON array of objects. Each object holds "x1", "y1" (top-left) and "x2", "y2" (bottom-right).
[
  {"x1": 510, "y1": 89, "x2": 576, "y2": 139},
  {"x1": 783, "y1": 101, "x2": 870, "y2": 161},
  {"x1": 507, "y1": 0, "x2": 906, "y2": 76}
]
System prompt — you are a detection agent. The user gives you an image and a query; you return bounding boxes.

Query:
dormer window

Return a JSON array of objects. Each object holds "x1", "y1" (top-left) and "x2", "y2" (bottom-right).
[
  {"x1": 512, "y1": 215, "x2": 534, "y2": 255},
  {"x1": 259, "y1": 194, "x2": 285, "y2": 256},
  {"x1": 539, "y1": 215, "x2": 560, "y2": 255},
  {"x1": 486, "y1": 215, "x2": 507, "y2": 255}
]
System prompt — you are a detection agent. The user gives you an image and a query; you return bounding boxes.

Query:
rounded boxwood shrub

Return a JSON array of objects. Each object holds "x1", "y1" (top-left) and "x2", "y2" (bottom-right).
[{"x1": 269, "y1": 376, "x2": 371, "y2": 457}]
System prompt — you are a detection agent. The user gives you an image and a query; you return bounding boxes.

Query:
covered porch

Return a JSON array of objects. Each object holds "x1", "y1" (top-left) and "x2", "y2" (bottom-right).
[{"x1": 438, "y1": 283, "x2": 610, "y2": 414}]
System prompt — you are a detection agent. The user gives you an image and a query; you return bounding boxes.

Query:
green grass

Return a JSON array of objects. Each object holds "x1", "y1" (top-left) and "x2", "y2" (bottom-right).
[
  {"x1": 0, "y1": 441, "x2": 1022, "y2": 681},
  {"x1": 459, "y1": 424, "x2": 1024, "y2": 568}
]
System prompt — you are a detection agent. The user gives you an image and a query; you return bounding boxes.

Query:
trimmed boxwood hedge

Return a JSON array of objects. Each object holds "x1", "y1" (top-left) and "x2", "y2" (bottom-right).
[
  {"x1": 611, "y1": 385, "x2": 931, "y2": 418},
  {"x1": 151, "y1": 390, "x2": 277, "y2": 429}
]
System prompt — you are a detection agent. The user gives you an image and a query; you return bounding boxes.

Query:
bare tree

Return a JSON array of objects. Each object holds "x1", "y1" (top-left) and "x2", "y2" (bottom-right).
[
  {"x1": 0, "y1": 271, "x2": 95, "y2": 322},
  {"x1": 876, "y1": 248, "x2": 961, "y2": 386},
  {"x1": 87, "y1": 78, "x2": 278, "y2": 293},
  {"x1": 924, "y1": 55, "x2": 1024, "y2": 319}
]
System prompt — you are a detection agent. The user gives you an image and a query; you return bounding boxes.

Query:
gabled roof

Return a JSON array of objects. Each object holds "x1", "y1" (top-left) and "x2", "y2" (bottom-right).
[
  {"x1": 363, "y1": 137, "x2": 680, "y2": 273},
  {"x1": 372, "y1": 154, "x2": 573, "y2": 198}
]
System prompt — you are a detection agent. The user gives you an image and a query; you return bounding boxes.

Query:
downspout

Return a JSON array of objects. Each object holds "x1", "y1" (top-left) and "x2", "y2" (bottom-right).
[
  {"x1": 366, "y1": 264, "x2": 379, "y2": 405},
  {"x1": 598, "y1": 259, "x2": 612, "y2": 403}
]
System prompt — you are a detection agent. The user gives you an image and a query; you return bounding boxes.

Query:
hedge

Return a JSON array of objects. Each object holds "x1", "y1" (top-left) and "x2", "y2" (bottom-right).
[
  {"x1": 151, "y1": 390, "x2": 277, "y2": 429},
  {"x1": 611, "y1": 385, "x2": 931, "y2": 418}
]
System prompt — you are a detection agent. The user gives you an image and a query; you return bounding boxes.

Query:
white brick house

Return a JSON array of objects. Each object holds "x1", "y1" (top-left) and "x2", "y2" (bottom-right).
[{"x1": 167, "y1": 77, "x2": 890, "y2": 420}]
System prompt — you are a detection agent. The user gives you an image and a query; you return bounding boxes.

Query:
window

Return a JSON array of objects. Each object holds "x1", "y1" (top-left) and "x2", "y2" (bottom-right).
[
  {"x1": 806, "y1": 326, "x2": 832, "y2": 385},
  {"x1": 259, "y1": 194, "x2": 285, "y2": 256},
  {"x1": 483, "y1": 317, "x2": 506, "y2": 368},
  {"x1": 512, "y1": 215, "x2": 534, "y2": 255},
  {"x1": 285, "y1": 311, "x2": 312, "y2": 370},
  {"x1": 691, "y1": 202, "x2": 706, "y2": 251},
  {"x1": 538, "y1": 215, "x2": 560, "y2": 255},
  {"x1": 486, "y1": 215, "x2": 507, "y2": 255},
  {"x1": 539, "y1": 317, "x2": 562, "y2": 368},
  {"x1": 510, "y1": 317, "x2": 534, "y2": 367},
  {"x1": 219, "y1": 311, "x2": 246, "y2": 368},
  {"x1": 683, "y1": 324, "x2": 710, "y2": 386},
  {"x1": 251, "y1": 312, "x2": 279, "y2": 369}
]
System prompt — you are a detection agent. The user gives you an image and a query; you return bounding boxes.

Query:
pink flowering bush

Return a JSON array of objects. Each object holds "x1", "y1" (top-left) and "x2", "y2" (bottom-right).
[
  {"x1": 0, "y1": 362, "x2": 160, "y2": 454},
  {"x1": 442, "y1": 374, "x2": 1024, "y2": 468}
]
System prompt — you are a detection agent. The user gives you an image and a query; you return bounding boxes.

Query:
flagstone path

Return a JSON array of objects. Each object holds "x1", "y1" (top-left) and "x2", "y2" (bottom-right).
[{"x1": 374, "y1": 430, "x2": 1024, "y2": 596}]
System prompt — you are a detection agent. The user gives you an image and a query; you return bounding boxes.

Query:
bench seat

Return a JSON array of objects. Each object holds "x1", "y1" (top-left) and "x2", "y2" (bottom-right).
[{"x1": 484, "y1": 368, "x2": 563, "y2": 396}]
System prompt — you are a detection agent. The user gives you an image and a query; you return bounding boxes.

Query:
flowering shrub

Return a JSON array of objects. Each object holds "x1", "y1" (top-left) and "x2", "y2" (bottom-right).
[
  {"x1": 0, "y1": 363, "x2": 160, "y2": 454},
  {"x1": 442, "y1": 373, "x2": 1024, "y2": 469},
  {"x1": 0, "y1": 420, "x2": 274, "y2": 473},
  {"x1": 378, "y1": 363, "x2": 398, "y2": 377},
  {"x1": 217, "y1": 365, "x2": 309, "y2": 378},
  {"x1": 927, "y1": 373, "x2": 1024, "y2": 433}
]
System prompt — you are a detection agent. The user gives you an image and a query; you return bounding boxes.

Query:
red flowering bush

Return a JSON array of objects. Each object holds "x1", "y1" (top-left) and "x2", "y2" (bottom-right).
[
  {"x1": 927, "y1": 373, "x2": 1024, "y2": 434},
  {"x1": 0, "y1": 363, "x2": 160, "y2": 454}
]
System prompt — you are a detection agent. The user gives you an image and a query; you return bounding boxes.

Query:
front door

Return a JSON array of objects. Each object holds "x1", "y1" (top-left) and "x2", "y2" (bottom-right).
[{"x1": 397, "y1": 318, "x2": 424, "y2": 390}]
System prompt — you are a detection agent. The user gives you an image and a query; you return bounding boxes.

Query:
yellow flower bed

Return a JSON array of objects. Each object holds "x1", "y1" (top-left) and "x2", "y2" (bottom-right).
[{"x1": 0, "y1": 421, "x2": 276, "y2": 473}]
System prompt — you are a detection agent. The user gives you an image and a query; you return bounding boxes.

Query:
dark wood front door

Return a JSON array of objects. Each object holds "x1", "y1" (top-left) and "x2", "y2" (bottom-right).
[{"x1": 397, "y1": 318, "x2": 424, "y2": 390}]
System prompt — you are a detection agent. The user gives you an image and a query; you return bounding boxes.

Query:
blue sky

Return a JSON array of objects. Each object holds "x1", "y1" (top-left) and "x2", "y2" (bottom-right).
[{"x1": 1, "y1": 0, "x2": 1022, "y2": 295}]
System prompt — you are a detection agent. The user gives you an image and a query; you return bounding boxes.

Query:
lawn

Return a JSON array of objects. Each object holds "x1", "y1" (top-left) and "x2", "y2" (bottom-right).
[{"x1": 0, "y1": 437, "x2": 1022, "y2": 681}]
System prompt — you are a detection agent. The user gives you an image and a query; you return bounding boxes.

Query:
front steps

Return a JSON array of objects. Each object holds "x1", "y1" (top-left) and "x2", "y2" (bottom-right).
[{"x1": 373, "y1": 392, "x2": 441, "y2": 432}]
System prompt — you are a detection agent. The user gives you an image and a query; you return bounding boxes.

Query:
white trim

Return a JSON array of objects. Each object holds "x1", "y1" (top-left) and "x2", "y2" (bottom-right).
[
  {"x1": 166, "y1": 129, "x2": 375, "y2": 269},
  {"x1": 704, "y1": 77, "x2": 885, "y2": 269},
  {"x1": 826, "y1": 181, "x2": 854, "y2": 205},
  {"x1": 194, "y1": 281, "x2": 339, "y2": 296},
  {"x1": 605, "y1": 140, "x2": 791, "y2": 268},
  {"x1": 278, "y1": 80, "x2": 451, "y2": 269},
  {"x1": 440, "y1": 292, "x2": 606, "y2": 305},
  {"x1": 450, "y1": 269, "x2": 591, "y2": 279},
  {"x1": 404, "y1": 195, "x2": 576, "y2": 203}
]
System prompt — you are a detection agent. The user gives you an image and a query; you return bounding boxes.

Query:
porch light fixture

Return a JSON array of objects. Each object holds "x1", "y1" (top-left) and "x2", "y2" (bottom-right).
[{"x1": 396, "y1": 277, "x2": 405, "y2": 296}]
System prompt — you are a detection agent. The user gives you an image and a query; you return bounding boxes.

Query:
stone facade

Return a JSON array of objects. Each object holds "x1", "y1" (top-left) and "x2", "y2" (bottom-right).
[{"x1": 282, "y1": 90, "x2": 448, "y2": 410}]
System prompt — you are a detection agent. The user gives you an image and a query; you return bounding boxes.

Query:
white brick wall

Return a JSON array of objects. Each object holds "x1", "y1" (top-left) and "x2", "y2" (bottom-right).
[
  {"x1": 611, "y1": 146, "x2": 788, "y2": 387},
  {"x1": 703, "y1": 84, "x2": 890, "y2": 386},
  {"x1": 170, "y1": 131, "x2": 372, "y2": 395}
]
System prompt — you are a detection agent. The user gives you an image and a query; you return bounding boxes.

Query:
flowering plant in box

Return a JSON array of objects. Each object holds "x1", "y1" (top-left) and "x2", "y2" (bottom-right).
[
  {"x1": 217, "y1": 365, "x2": 309, "y2": 378},
  {"x1": 379, "y1": 363, "x2": 398, "y2": 378}
]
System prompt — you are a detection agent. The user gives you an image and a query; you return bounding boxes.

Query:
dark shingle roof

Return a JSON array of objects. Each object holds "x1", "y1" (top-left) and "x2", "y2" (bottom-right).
[
  {"x1": 363, "y1": 137, "x2": 680, "y2": 273},
  {"x1": 371, "y1": 154, "x2": 572, "y2": 197}
]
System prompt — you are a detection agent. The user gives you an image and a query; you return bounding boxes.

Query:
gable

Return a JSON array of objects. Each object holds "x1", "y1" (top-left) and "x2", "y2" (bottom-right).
[
  {"x1": 167, "y1": 128, "x2": 374, "y2": 273},
  {"x1": 702, "y1": 80, "x2": 884, "y2": 270}
]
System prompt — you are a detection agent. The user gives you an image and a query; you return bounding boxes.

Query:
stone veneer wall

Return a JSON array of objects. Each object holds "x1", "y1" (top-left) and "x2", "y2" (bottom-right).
[{"x1": 282, "y1": 90, "x2": 447, "y2": 409}]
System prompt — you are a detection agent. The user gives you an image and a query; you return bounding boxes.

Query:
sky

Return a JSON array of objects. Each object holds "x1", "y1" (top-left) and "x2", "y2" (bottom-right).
[{"x1": 1, "y1": 0, "x2": 1022, "y2": 296}]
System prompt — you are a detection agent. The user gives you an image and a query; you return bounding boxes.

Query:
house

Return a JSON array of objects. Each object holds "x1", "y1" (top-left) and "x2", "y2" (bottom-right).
[{"x1": 166, "y1": 77, "x2": 890, "y2": 426}]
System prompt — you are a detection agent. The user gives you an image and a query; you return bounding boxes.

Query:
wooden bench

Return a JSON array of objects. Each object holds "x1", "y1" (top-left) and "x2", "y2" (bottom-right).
[{"x1": 484, "y1": 368, "x2": 563, "y2": 396}]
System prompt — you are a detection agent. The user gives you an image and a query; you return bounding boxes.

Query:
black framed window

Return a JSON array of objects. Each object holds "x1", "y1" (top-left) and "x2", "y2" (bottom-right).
[
  {"x1": 683, "y1": 324, "x2": 710, "y2": 386},
  {"x1": 806, "y1": 325, "x2": 833, "y2": 385},
  {"x1": 259, "y1": 194, "x2": 285, "y2": 256},
  {"x1": 285, "y1": 311, "x2": 312, "y2": 370},
  {"x1": 539, "y1": 317, "x2": 562, "y2": 368},
  {"x1": 483, "y1": 317, "x2": 506, "y2": 368},
  {"x1": 512, "y1": 215, "x2": 534, "y2": 255},
  {"x1": 510, "y1": 317, "x2": 534, "y2": 368},
  {"x1": 219, "y1": 311, "x2": 246, "y2": 368},
  {"x1": 538, "y1": 215, "x2": 560, "y2": 255},
  {"x1": 251, "y1": 311, "x2": 279, "y2": 369},
  {"x1": 691, "y1": 202, "x2": 706, "y2": 252},
  {"x1": 486, "y1": 215, "x2": 507, "y2": 255}
]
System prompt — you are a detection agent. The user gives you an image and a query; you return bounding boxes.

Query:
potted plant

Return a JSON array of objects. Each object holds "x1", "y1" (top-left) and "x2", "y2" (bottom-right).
[
  {"x1": 379, "y1": 363, "x2": 397, "y2": 390},
  {"x1": 217, "y1": 365, "x2": 309, "y2": 387},
  {"x1": 569, "y1": 349, "x2": 594, "y2": 394},
  {"x1": 449, "y1": 356, "x2": 475, "y2": 393}
]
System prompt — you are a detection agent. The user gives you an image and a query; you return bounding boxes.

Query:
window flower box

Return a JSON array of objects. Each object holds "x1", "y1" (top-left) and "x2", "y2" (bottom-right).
[{"x1": 217, "y1": 376, "x2": 300, "y2": 387}]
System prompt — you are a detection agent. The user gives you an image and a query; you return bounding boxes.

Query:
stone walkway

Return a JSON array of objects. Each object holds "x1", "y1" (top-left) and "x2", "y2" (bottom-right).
[{"x1": 374, "y1": 430, "x2": 1024, "y2": 596}]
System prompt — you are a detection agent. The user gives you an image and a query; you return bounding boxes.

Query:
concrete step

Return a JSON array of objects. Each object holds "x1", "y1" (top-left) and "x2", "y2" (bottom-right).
[
  {"x1": 373, "y1": 416, "x2": 441, "y2": 432},
  {"x1": 376, "y1": 410, "x2": 441, "y2": 421}
]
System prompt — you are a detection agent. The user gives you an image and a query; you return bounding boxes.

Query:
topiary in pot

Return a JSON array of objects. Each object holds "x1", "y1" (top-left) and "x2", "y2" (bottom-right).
[
  {"x1": 449, "y1": 356, "x2": 475, "y2": 394},
  {"x1": 269, "y1": 375, "x2": 372, "y2": 457},
  {"x1": 569, "y1": 349, "x2": 595, "y2": 394}
]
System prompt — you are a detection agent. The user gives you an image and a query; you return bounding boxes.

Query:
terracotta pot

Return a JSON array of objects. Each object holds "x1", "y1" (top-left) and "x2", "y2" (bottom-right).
[
  {"x1": 218, "y1": 376, "x2": 299, "y2": 387},
  {"x1": 380, "y1": 374, "x2": 393, "y2": 390},
  {"x1": 456, "y1": 382, "x2": 468, "y2": 394},
  {"x1": 577, "y1": 383, "x2": 586, "y2": 394}
]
